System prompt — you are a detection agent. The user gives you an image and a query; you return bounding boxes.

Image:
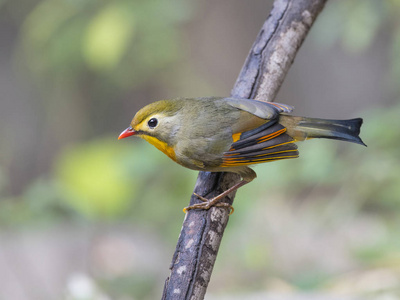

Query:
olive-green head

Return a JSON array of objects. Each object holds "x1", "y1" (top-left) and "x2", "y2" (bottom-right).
[{"x1": 118, "y1": 99, "x2": 184, "y2": 147}]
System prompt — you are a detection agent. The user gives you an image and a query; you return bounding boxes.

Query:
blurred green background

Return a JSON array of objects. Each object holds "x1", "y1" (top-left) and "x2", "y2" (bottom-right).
[{"x1": 1, "y1": 0, "x2": 399, "y2": 299}]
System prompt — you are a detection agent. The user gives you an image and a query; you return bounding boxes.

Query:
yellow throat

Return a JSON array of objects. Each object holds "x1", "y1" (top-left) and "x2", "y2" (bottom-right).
[{"x1": 140, "y1": 135, "x2": 176, "y2": 161}]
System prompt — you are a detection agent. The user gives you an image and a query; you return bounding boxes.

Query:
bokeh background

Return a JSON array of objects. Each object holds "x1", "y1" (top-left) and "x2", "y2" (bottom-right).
[{"x1": 1, "y1": 0, "x2": 399, "y2": 299}]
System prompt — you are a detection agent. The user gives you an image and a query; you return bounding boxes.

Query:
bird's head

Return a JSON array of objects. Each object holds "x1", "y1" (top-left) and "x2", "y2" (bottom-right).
[{"x1": 118, "y1": 100, "x2": 183, "y2": 159}]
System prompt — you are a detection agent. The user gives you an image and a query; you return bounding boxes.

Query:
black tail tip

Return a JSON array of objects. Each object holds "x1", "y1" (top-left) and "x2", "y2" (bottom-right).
[
  {"x1": 351, "y1": 118, "x2": 367, "y2": 147},
  {"x1": 355, "y1": 137, "x2": 367, "y2": 147}
]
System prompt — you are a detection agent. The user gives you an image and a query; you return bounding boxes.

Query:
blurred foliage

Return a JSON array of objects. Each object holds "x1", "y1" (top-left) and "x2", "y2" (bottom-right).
[
  {"x1": 19, "y1": 0, "x2": 192, "y2": 89},
  {"x1": 313, "y1": 0, "x2": 379, "y2": 51},
  {"x1": 313, "y1": 0, "x2": 400, "y2": 87},
  {"x1": 313, "y1": 0, "x2": 384, "y2": 52},
  {"x1": 55, "y1": 139, "x2": 134, "y2": 219}
]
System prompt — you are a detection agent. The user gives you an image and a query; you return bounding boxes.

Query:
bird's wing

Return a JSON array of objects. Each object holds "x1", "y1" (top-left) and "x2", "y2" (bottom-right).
[
  {"x1": 224, "y1": 98, "x2": 294, "y2": 120},
  {"x1": 221, "y1": 120, "x2": 299, "y2": 167}
]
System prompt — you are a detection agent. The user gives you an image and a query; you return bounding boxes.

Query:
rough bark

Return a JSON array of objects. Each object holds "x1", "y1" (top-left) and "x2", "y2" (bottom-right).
[{"x1": 161, "y1": 0, "x2": 328, "y2": 299}]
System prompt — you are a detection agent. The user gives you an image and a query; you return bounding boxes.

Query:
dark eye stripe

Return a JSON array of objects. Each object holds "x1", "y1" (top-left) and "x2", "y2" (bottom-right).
[{"x1": 148, "y1": 118, "x2": 158, "y2": 128}]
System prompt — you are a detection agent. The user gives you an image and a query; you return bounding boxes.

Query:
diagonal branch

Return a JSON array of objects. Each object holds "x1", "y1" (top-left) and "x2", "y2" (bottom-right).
[{"x1": 161, "y1": 0, "x2": 328, "y2": 299}]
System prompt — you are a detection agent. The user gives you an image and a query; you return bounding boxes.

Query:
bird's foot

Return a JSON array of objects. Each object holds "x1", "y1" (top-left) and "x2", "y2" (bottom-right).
[
  {"x1": 183, "y1": 180, "x2": 251, "y2": 215},
  {"x1": 183, "y1": 193, "x2": 234, "y2": 215}
]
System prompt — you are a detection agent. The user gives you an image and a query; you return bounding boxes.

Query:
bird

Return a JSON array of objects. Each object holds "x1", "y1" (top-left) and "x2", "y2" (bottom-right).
[{"x1": 118, "y1": 97, "x2": 366, "y2": 213}]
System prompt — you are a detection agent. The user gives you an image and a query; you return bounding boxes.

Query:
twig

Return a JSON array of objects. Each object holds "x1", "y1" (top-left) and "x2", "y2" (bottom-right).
[{"x1": 161, "y1": 1, "x2": 328, "y2": 299}]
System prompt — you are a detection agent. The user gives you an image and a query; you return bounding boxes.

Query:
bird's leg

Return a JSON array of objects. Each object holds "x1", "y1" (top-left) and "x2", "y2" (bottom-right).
[{"x1": 183, "y1": 180, "x2": 250, "y2": 213}]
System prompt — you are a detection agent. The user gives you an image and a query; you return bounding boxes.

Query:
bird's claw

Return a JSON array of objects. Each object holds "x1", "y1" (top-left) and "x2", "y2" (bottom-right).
[{"x1": 183, "y1": 194, "x2": 234, "y2": 215}]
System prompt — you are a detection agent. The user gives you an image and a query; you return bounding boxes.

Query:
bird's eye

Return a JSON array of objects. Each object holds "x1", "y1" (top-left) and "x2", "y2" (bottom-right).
[{"x1": 147, "y1": 118, "x2": 158, "y2": 128}]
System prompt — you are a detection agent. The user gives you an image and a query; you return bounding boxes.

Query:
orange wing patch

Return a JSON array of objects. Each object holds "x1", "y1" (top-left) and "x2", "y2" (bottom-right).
[
  {"x1": 232, "y1": 132, "x2": 242, "y2": 143},
  {"x1": 221, "y1": 121, "x2": 299, "y2": 167}
]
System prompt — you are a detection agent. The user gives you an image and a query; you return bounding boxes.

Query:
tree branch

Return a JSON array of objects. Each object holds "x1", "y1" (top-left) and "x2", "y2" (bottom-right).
[{"x1": 161, "y1": 0, "x2": 327, "y2": 299}]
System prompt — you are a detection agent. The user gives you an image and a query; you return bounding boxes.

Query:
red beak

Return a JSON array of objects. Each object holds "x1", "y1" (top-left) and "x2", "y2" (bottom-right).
[{"x1": 118, "y1": 127, "x2": 137, "y2": 140}]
